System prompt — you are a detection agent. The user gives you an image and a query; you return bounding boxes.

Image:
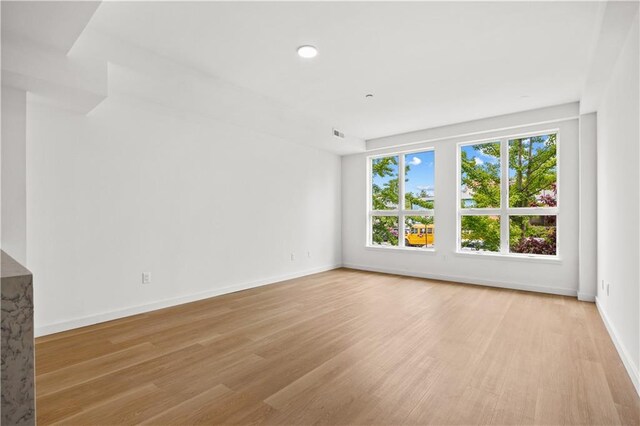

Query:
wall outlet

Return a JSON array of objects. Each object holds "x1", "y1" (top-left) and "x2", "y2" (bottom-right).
[
  {"x1": 142, "y1": 272, "x2": 152, "y2": 284},
  {"x1": 606, "y1": 283, "x2": 610, "y2": 296},
  {"x1": 290, "y1": 253, "x2": 295, "y2": 261},
  {"x1": 307, "y1": 251, "x2": 311, "y2": 258}
]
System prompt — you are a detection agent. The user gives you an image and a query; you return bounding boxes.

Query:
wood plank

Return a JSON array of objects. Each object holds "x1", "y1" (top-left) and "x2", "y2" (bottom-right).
[{"x1": 35, "y1": 268, "x2": 639, "y2": 425}]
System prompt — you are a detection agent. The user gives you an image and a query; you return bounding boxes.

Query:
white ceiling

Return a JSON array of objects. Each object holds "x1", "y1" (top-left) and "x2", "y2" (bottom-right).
[
  {"x1": 1, "y1": 1, "x2": 605, "y2": 143},
  {"x1": 1, "y1": 1, "x2": 100, "y2": 53},
  {"x1": 85, "y1": 1, "x2": 603, "y2": 140}
]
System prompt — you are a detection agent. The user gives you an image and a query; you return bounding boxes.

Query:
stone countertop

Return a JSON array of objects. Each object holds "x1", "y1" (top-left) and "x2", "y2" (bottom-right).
[
  {"x1": 1, "y1": 249, "x2": 35, "y2": 425},
  {"x1": 1, "y1": 250, "x2": 31, "y2": 280}
]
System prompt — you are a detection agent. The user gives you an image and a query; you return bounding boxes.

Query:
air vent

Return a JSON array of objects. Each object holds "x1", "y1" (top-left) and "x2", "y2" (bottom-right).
[{"x1": 332, "y1": 128, "x2": 345, "y2": 139}]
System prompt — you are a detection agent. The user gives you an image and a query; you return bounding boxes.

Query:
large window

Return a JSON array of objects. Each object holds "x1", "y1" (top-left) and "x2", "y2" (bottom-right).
[
  {"x1": 458, "y1": 133, "x2": 558, "y2": 257},
  {"x1": 369, "y1": 150, "x2": 435, "y2": 249}
]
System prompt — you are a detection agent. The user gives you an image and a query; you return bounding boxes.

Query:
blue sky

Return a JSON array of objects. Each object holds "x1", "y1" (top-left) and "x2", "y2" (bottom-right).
[{"x1": 405, "y1": 151, "x2": 435, "y2": 196}]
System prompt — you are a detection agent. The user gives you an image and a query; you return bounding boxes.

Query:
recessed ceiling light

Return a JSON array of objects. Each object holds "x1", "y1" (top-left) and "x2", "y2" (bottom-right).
[{"x1": 297, "y1": 45, "x2": 318, "y2": 59}]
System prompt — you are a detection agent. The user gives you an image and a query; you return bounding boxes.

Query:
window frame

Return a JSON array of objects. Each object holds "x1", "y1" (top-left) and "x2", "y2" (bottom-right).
[
  {"x1": 367, "y1": 147, "x2": 436, "y2": 251},
  {"x1": 456, "y1": 130, "x2": 560, "y2": 259}
]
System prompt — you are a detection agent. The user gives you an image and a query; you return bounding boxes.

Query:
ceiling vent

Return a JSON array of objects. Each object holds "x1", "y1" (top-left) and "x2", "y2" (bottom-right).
[{"x1": 332, "y1": 128, "x2": 345, "y2": 139}]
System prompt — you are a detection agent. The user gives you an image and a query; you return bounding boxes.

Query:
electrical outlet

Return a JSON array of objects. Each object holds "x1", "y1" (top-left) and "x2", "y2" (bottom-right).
[
  {"x1": 290, "y1": 253, "x2": 295, "y2": 261},
  {"x1": 142, "y1": 272, "x2": 151, "y2": 284},
  {"x1": 307, "y1": 251, "x2": 311, "y2": 258},
  {"x1": 606, "y1": 283, "x2": 610, "y2": 296}
]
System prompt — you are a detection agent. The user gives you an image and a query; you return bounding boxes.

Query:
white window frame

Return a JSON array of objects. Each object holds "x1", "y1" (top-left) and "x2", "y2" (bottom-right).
[
  {"x1": 456, "y1": 130, "x2": 560, "y2": 259},
  {"x1": 367, "y1": 147, "x2": 436, "y2": 251}
]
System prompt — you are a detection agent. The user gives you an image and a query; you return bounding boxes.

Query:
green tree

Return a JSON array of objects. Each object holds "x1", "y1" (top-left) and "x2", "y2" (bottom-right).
[
  {"x1": 459, "y1": 136, "x2": 557, "y2": 254},
  {"x1": 508, "y1": 134, "x2": 556, "y2": 208},
  {"x1": 508, "y1": 135, "x2": 557, "y2": 254},
  {"x1": 372, "y1": 156, "x2": 436, "y2": 245},
  {"x1": 460, "y1": 142, "x2": 501, "y2": 208},
  {"x1": 460, "y1": 142, "x2": 501, "y2": 251},
  {"x1": 405, "y1": 192, "x2": 434, "y2": 210},
  {"x1": 371, "y1": 156, "x2": 399, "y2": 210},
  {"x1": 371, "y1": 157, "x2": 399, "y2": 244},
  {"x1": 461, "y1": 215, "x2": 500, "y2": 252}
]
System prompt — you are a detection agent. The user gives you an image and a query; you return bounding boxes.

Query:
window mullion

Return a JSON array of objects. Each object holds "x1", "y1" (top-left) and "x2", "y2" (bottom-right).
[
  {"x1": 505, "y1": 207, "x2": 559, "y2": 216},
  {"x1": 460, "y1": 208, "x2": 501, "y2": 216},
  {"x1": 371, "y1": 210, "x2": 400, "y2": 216},
  {"x1": 398, "y1": 155, "x2": 406, "y2": 247},
  {"x1": 500, "y1": 138, "x2": 509, "y2": 254}
]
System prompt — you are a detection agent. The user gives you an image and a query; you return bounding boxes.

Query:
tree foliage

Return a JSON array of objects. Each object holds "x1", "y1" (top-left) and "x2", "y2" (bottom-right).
[
  {"x1": 460, "y1": 136, "x2": 557, "y2": 254},
  {"x1": 371, "y1": 157, "x2": 399, "y2": 245},
  {"x1": 461, "y1": 215, "x2": 501, "y2": 252},
  {"x1": 509, "y1": 134, "x2": 557, "y2": 208},
  {"x1": 460, "y1": 142, "x2": 501, "y2": 251},
  {"x1": 405, "y1": 193, "x2": 434, "y2": 210},
  {"x1": 371, "y1": 135, "x2": 557, "y2": 254},
  {"x1": 371, "y1": 216, "x2": 398, "y2": 246},
  {"x1": 460, "y1": 142, "x2": 501, "y2": 208},
  {"x1": 371, "y1": 156, "x2": 433, "y2": 246},
  {"x1": 371, "y1": 156, "x2": 399, "y2": 210},
  {"x1": 508, "y1": 135, "x2": 557, "y2": 255}
]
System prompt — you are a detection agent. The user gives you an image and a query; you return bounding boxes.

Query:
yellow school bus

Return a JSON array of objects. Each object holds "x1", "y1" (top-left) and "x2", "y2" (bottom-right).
[{"x1": 405, "y1": 223, "x2": 434, "y2": 247}]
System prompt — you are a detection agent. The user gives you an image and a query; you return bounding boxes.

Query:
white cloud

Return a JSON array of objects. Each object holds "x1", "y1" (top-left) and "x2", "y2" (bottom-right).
[
  {"x1": 408, "y1": 156, "x2": 422, "y2": 166},
  {"x1": 474, "y1": 157, "x2": 484, "y2": 165}
]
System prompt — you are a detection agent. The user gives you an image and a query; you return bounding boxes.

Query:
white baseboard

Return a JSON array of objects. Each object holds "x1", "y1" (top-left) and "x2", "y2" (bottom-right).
[
  {"x1": 35, "y1": 264, "x2": 341, "y2": 337},
  {"x1": 342, "y1": 263, "x2": 577, "y2": 297},
  {"x1": 577, "y1": 291, "x2": 596, "y2": 302},
  {"x1": 596, "y1": 297, "x2": 640, "y2": 397}
]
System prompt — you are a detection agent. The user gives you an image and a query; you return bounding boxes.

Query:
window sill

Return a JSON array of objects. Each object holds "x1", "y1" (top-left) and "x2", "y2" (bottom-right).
[
  {"x1": 365, "y1": 245, "x2": 437, "y2": 254},
  {"x1": 454, "y1": 251, "x2": 562, "y2": 264}
]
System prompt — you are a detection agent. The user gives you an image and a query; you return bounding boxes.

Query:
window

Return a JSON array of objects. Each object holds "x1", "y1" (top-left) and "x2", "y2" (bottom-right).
[
  {"x1": 369, "y1": 150, "x2": 435, "y2": 249},
  {"x1": 458, "y1": 133, "x2": 558, "y2": 257}
]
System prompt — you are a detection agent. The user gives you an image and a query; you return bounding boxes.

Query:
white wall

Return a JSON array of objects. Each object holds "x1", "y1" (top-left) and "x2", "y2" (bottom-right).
[
  {"x1": 1, "y1": 86, "x2": 27, "y2": 264},
  {"x1": 596, "y1": 12, "x2": 639, "y2": 394},
  {"x1": 578, "y1": 112, "x2": 597, "y2": 301},
  {"x1": 27, "y1": 94, "x2": 342, "y2": 335},
  {"x1": 342, "y1": 105, "x2": 580, "y2": 296}
]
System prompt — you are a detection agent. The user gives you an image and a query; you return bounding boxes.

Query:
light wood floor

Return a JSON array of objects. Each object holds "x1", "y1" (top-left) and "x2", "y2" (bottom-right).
[{"x1": 36, "y1": 268, "x2": 639, "y2": 425}]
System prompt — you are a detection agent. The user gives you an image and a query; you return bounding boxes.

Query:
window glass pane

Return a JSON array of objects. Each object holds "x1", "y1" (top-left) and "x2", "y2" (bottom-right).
[
  {"x1": 371, "y1": 156, "x2": 399, "y2": 210},
  {"x1": 371, "y1": 216, "x2": 399, "y2": 247},
  {"x1": 510, "y1": 215, "x2": 557, "y2": 255},
  {"x1": 508, "y1": 134, "x2": 557, "y2": 208},
  {"x1": 404, "y1": 151, "x2": 435, "y2": 210},
  {"x1": 460, "y1": 142, "x2": 501, "y2": 208},
  {"x1": 460, "y1": 215, "x2": 500, "y2": 252},
  {"x1": 404, "y1": 216, "x2": 434, "y2": 248}
]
